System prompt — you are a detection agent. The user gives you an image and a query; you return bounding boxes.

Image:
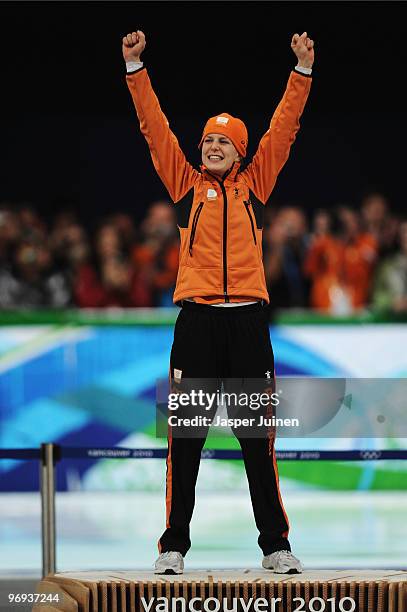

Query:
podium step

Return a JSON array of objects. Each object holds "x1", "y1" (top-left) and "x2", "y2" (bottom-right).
[{"x1": 33, "y1": 569, "x2": 407, "y2": 612}]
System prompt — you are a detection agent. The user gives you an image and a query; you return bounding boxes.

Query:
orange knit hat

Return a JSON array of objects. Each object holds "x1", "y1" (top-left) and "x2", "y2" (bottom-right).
[{"x1": 198, "y1": 113, "x2": 248, "y2": 157}]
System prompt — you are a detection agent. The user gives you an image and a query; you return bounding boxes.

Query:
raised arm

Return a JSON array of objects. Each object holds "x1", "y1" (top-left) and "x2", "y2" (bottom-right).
[
  {"x1": 241, "y1": 32, "x2": 314, "y2": 203},
  {"x1": 123, "y1": 31, "x2": 198, "y2": 203}
]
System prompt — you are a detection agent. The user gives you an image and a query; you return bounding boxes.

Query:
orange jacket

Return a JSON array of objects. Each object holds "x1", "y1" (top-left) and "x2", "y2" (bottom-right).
[{"x1": 126, "y1": 68, "x2": 312, "y2": 304}]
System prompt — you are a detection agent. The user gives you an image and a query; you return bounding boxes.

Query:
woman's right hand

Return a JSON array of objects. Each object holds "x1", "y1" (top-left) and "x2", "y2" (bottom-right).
[{"x1": 122, "y1": 30, "x2": 146, "y2": 62}]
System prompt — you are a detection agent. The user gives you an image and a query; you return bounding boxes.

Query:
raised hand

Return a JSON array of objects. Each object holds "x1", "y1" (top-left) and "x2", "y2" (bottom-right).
[
  {"x1": 291, "y1": 32, "x2": 314, "y2": 69},
  {"x1": 122, "y1": 30, "x2": 146, "y2": 63}
]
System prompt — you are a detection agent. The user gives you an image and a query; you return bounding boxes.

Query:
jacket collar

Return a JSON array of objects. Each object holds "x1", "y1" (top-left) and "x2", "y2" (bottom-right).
[{"x1": 201, "y1": 161, "x2": 241, "y2": 185}]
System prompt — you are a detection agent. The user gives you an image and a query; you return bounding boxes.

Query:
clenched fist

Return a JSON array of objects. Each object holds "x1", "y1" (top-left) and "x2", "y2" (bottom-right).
[
  {"x1": 122, "y1": 30, "x2": 146, "y2": 62},
  {"x1": 291, "y1": 32, "x2": 314, "y2": 69}
]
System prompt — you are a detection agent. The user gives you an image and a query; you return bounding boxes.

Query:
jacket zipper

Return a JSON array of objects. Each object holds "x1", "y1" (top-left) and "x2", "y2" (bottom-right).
[
  {"x1": 244, "y1": 201, "x2": 257, "y2": 245},
  {"x1": 219, "y1": 182, "x2": 229, "y2": 301},
  {"x1": 205, "y1": 167, "x2": 235, "y2": 303},
  {"x1": 189, "y1": 202, "x2": 204, "y2": 255}
]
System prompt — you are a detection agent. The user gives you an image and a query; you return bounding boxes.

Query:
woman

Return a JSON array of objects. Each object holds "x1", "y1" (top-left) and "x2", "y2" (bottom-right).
[{"x1": 123, "y1": 28, "x2": 314, "y2": 574}]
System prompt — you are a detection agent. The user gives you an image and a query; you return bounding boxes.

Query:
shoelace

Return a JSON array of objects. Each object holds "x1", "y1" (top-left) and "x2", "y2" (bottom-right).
[
  {"x1": 165, "y1": 552, "x2": 178, "y2": 559},
  {"x1": 272, "y1": 550, "x2": 298, "y2": 565},
  {"x1": 275, "y1": 550, "x2": 293, "y2": 559},
  {"x1": 153, "y1": 551, "x2": 181, "y2": 566}
]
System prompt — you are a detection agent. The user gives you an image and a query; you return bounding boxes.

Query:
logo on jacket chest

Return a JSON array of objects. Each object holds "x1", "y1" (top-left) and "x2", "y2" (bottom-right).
[
  {"x1": 206, "y1": 188, "x2": 217, "y2": 201},
  {"x1": 205, "y1": 187, "x2": 242, "y2": 201}
]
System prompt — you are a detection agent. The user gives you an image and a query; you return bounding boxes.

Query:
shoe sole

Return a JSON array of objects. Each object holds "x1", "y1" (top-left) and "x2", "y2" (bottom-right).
[{"x1": 263, "y1": 566, "x2": 302, "y2": 574}]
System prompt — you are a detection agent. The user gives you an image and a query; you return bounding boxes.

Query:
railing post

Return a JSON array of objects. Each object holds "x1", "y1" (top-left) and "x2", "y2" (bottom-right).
[{"x1": 40, "y1": 443, "x2": 58, "y2": 578}]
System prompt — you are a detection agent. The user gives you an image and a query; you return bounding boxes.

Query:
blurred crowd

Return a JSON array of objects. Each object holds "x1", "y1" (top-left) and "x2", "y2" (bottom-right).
[{"x1": 0, "y1": 192, "x2": 406, "y2": 314}]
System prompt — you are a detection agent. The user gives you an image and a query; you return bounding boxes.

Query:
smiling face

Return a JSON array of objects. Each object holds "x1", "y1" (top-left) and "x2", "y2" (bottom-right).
[{"x1": 201, "y1": 133, "x2": 240, "y2": 178}]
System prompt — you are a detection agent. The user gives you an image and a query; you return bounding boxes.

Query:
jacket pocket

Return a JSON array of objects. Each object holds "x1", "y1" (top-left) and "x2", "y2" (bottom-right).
[
  {"x1": 189, "y1": 202, "x2": 204, "y2": 256},
  {"x1": 244, "y1": 201, "x2": 257, "y2": 245}
]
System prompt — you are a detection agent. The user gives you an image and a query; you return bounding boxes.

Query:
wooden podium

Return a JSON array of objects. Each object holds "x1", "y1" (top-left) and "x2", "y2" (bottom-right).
[{"x1": 32, "y1": 569, "x2": 407, "y2": 612}]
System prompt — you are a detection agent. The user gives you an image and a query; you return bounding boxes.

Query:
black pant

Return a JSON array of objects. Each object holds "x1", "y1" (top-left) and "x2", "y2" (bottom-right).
[{"x1": 158, "y1": 301, "x2": 291, "y2": 556}]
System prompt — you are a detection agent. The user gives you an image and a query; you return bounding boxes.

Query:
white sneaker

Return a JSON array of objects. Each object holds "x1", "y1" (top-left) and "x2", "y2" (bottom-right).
[
  {"x1": 262, "y1": 550, "x2": 303, "y2": 574},
  {"x1": 154, "y1": 551, "x2": 184, "y2": 574}
]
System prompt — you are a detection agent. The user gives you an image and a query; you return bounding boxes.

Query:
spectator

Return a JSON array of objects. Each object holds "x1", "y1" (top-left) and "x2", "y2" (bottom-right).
[
  {"x1": 109, "y1": 212, "x2": 137, "y2": 251},
  {"x1": 132, "y1": 201, "x2": 179, "y2": 306},
  {"x1": 311, "y1": 208, "x2": 331, "y2": 238},
  {"x1": 337, "y1": 206, "x2": 377, "y2": 309},
  {"x1": 263, "y1": 205, "x2": 310, "y2": 310},
  {"x1": 304, "y1": 206, "x2": 377, "y2": 313},
  {"x1": 372, "y1": 220, "x2": 407, "y2": 313},
  {"x1": 73, "y1": 222, "x2": 150, "y2": 307},
  {"x1": 49, "y1": 216, "x2": 89, "y2": 269},
  {"x1": 361, "y1": 192, "x2": 387, "y2": 237},
  {"x1": 0, "y1": 239, "x2": 71, "y2": 308},
  {"x1": 0, "y1": 204, "x2": 21, "y2": 267},
  {"x1": 17, "y1": 202, "x2": 47, "y2": 243},
  {"x1": 361, "y1": 192, "x2": 398, "y2": 257}
]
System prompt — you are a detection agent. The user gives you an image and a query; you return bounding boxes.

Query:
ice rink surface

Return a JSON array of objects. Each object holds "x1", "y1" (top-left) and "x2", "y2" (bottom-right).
[{"x1": 1, "y1": 489, "x2": 406, "y2": 575}]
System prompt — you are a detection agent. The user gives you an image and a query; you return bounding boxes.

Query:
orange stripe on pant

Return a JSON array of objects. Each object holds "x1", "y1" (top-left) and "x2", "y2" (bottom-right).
[
  {"x1": 271, "y1": 441, "x2": 290, "y2": 539},
  {"x1": 158, "y1": 370, "x2": 174, "y2": 553},
  {"x1": 165, "y1": 427, "x2": 173, "y2": 530},
  {"x1": 270, "y1": 367, "x2": 290, "y2": 538}
]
